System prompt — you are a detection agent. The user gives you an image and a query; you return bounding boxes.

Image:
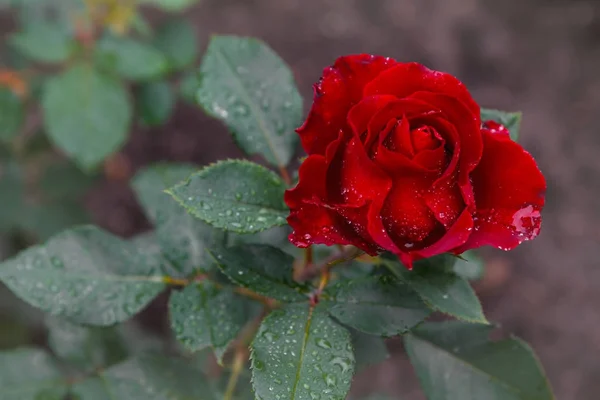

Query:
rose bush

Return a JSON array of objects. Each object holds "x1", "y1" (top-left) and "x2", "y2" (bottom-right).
[{"x1": 285, "y1": 55, "x2": 546, "y2": 267}]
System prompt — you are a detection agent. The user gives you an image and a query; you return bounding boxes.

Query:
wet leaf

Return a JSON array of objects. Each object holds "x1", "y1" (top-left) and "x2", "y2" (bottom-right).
[
  {"x1": 167, "y1": 159, "x2": 288, "y2": 233},
  {"x1": 0, "y1": 88, "x2": 23, "y2": 143},
  {"x1": 137, "y1": 80, "x2": 175, "y2": 127},
  {"x1": 197, "y1": 35, "x2": 303, "y2": 167},
  {"x1": 251, "y1": 305, "x2": 355, "y2": 400},
  {"x1": 154, "y1": 19, "x2": 199, "y2": 70},
  {"x1": 480, "y1": 108, "x2": 522, "y2": 141},
  {"x1": 405, "y1": 321, "x2": 555, "y2": 400},
  {"x1": 351, "y1": 329, "x2": 389, "y2": 372},
  {"x1": 42, "y1": 64, "x2": 131, "y2": 169},
  {"x1": 0, "y1": 226, "x2": 165, "y2": 326}
]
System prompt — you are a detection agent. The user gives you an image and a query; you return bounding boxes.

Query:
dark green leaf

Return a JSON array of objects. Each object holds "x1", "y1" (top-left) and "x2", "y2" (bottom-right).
[
  {"x1": 325, "y1": 275, "x2": 431, "y2": 336},
  {"x1": 168, "y1": 281, "x2": 248, "y2": 361},
  {"x1": 46, "y1": 317, "x2": 128, "y2": 372},
  {"x1": 178, "y1": 71, "x2": 199, "y2": 104},
  {"x1": 251, "y1": 305, "x2": 355, "y2": 400},
  {"x1": 19, "y1": 201, "x2": 90, "y2": 241},
  {"x1": 0, "y1": 348, "x2": 67, "y2": 400},
  {"x1": 405, "y1": 321, "x2": 555, "y2": 400},
  {"x1": 137, "y1": 80, "x2": 175, "y2": 127},
  {"x1": 138, "y1": 0, "x2": 200, "y2": 11},
  {"x1": 9, "y1": 22, "x2": 73, "y2": 64},
  {"x1": 0, "y1": 226, "x2": 165, "y2": 325},
  {"x1": 167, "y1": 159, "x2": 288, "y2": 233},
  {"x1": 480, "y1": 108, "x2": 522, "y2": 141},
  {"x1": 453, "y1": 251, "x2": 485, "y2": 281},
  {"x1": 39, "y1": 161, "x2": 97, "y2": 202},
  {"x1": 42, "y1": 64, "x2": 131, "y2": 169},
  {"x1": 0, "y1": 88, "x2": 23, "y2": 143},
  {"x1": 71, "y1": 353, "x2": 216, "y2": 400},
  {"x1": 95, "y1": 36, "x2": 168, "y2": 81},
  {"x1": 0, "y1": 161, "x2": 24, "y2": 232},
  {"x1": 154, "y1": 19, "x2": 198, "y2": 70},
  {"x1": 351, "y1": 329, "x2": 389, "y2": 372},
  {"x1": 197, "y1": 35, "x2": 303, "y2": 167},
  {"x1": 132, "y1": 164, "x2": 223, "y2": 277},
  {"x1": 209, "y1": 244, "x2": 307, "y2": 302}
]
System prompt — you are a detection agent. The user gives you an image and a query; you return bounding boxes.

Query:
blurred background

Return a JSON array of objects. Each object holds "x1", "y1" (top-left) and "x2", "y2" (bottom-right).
[{"x1": 1, "y1": 0, "x2": 598, "y2": 399}]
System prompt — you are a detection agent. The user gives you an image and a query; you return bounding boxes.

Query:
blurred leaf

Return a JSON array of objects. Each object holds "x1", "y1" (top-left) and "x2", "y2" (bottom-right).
[
  {"x1": 453, "y1": 251, "x2": 485, "y2": 281},
  {"x1": 46, "y1": 317, "x2": 128, "y2": 372},
  {"x1": 0, "y1": 314, "x2": 32, "y2": 349},
  {"x1": 351, "y1": 329, "x2": 389, "y2": 372},
  {"x1": 39, "y1": 161, "x2": 97, "y2": 201},
  {"x1": 138, "y1": 0, "x2": 201, "y2": 11},
  {"x1": 137, "y1": 80, "x2": 175, "y2": 127},
  {"x1": 480, "y1": 108, "x2": 522, "y2": 141},
  {"x1": 9, "y1": 21, "x2": 73, "y2": 64},
  {"x1": 132, "y1": 164, "x2": 224, "y2": 277},
  {"x1": 71, "y1": 353, "x2": 216, "y2": 400},
  {"x1": 197, "y1": 35, "x2": 303, "y2": 167},
  {"x1": 325, "y1": 275, "x2": 431, "y2": 337},
  {"x1": 154, "y1": 19, "x2": 198, "y2": 70},
  {"x1": 404, "y1": 321, "x2": 554, "y2": 400},
  {"x1": 169, "y1": 282, "x2": 248, "y2": 362},
  {"x1": 167, "y1": 159, "x2": 288, "y2": 233},
  {"x1": 42, "y1": 64, "x2": 131, "y2": 169},
  {"x1": 251, "y1": 305, "x2": 355, "y2": 400},
  {"x1": 0, "y1": 161, "x2": 24, "y2": 232},
  {"x1": 19, "y1": 201, "x2": 90, "y2": 241},
  {"x1": 385, "y1": 255, "x2": 487, "y2": 324},
  {"x1": 209, "y1": 244, "x2": 308, "y2": 302},
  {"x1": 0, "y1": 88, "x2": 23, "y2": 143},
  {"x1": 178, "y1": 71, "x2": 199, "y2": 104},
  {"x1": 95, "y1": 35, "x2": 168, "y2": 81},
  {"x1": 0, "y1": 226, "x2": 166, "y2": 326},
  {"x1": 0, "y1": 347, "x2": 67, "y2": 400}
]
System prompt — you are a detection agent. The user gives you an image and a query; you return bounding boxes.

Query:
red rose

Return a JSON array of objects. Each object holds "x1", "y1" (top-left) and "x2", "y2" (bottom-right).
[{"x1": 285, "y1": 55, "x2": 546, "y2": 268}]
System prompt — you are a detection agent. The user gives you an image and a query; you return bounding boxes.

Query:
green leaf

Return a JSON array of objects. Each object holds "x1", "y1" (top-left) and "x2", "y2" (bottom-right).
[
  {"x1": 19, "y1": 201, "x2": 90, "y2": 241},
  {"x1": 0, "y1": 161, "x2": 24, "y2": 232},
  {"x1": 325, "y1": 275, "x2": 431, "y2": 336},
  {"x1": 197, "y1": 35, "x2": 303, "y2": 167},
  {"x1": 480, "y1": 108, "x2": 522, "y2": 141},
  {"x1": 42, "y1": 64, "x2": 131, "y2": 169},
  {"x1": 138, "y1": 0, "x2": 200, "y2": 11},
  {"x1": 46, "y1": 317, "x2": 128, "y2": 372},
  {"x1": 95, "y1": 35, "x2": 168, "y2": 81},
  {"x1": 453, "y1": 251, "x2": 485, "y2": 281},
  {"x1": 137, "y1": 80, "x2": 175, "y2": 127},
  {"x1": 71, "y1": 353, "x2": 216, "y2": 400},
  {"x1": 0, "y1": 88, "x2": 23, "y2": 143},
  {"x1": 405, "y1": 321, "x2": 555, "y2": 400},
  {"x1": 251, "y1": 305, "x2": 355, "y2": 400},
  {"x1": 154, "y1": 19, "x2": 198, "y2": 70},
  {"x1": 178, "y1": 71, "x2": 199, "y2": 104},
  {"x1": 0, "y1": 348, "x2": 67, "y2": 400},
  {"x1": 132, "y1": 163, "x2": 223, "y2": 277},
  {"x1": 209, "y1": 244, "x2": 307, "y2": 302},
  {"x1": 9, "y1": 22, "x2": 73, "y2": 64},
  {"x1": 0, "y1": 226, "x2": 165, "y2": 325},
  {"x1": 39, "y1": 161, "x2": 97, "y2": 201},
  {"x1": 386, "y1": 255, "x2": 487, "y2": 324},
  {"x1": 167, "y1": 159, "x2": 288, "y2": 233},
  {"x1": 168, "y1": 281, "x2": 248, "y2": 361},
  {"x1": 351, "y1": 329, "x2": 389, "y2": 372}
]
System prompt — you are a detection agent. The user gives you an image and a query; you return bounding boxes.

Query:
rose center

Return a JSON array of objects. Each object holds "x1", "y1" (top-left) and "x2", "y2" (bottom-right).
[{"x1": 382, "y1": 118, "x2": 443, "y2": 158}]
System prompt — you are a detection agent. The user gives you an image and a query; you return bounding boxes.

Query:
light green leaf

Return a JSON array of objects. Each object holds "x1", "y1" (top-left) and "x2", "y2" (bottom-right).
[
  {"x1": 0, "y1": 348, "x2": 67, "y2": 400},
  {"x1": 0, "y1": 88, "x2": 23, "y2": 143},
  {"x1": 138, "y1": 0, "x2": 200, "y2": 11},
  {"x1": 209, "y1": 244, "x2": 308, "y2": 302},
  {"x1": 71, "y1": 353, "x2": 216, "y2": 400},
  {"x1": 137, "y1": 80, "x2": 175, "y2": 127},
  {"x1": 168, "y1": 281, "x2": 248, "y2": 361},
  {"x1": 46, "y1": 317, "x2": 128, "y2": 372},
  {"x1": 9, "y1": 22, "x2": 73, "y2": 64},
  {"x1": 480, "y1": 108, "x2": 522, "y2": 141},
  {"x1": 95, "y1": 36, "x2": 168, "y2": 81},
  {"x1": 42, "y1": 64, "x2": 131, "y2": 169},
  {"x1": 405, "y1": 321, "x2": 555, "y2": 400},
  {"x1": 178, "y1": 71, "x2": 199, "y2": 104},
  {"x1": 132, "y1": 163, "x2": 223, "y2": 277},
  {"x1": 0, "y1": 226, "x2": 165, "y2": 326},
  {"x1": 325, "y1": 275, "x2": 431, "y2": 336},
  {"x1": 167, "y1": 159, "x2": 288, "y2": 233},
  {"x1": 453, "y1": 251, "x2": 485, "y2": 281},
  {"x1": 386, "y1": 255, "x2": 487, "y2": 324},
  {"x1": 251, "y1": 305, "x2": 355, "y2": 400},
  {"x1": 197, "y1": 35, "x2": 303, "y2": 167},
  {"x1": 351, "y1": 329, "x2": 389, "y2": 372},
  {"x1": 154, "y1": 19, "x2": 199, "y2": 70}
]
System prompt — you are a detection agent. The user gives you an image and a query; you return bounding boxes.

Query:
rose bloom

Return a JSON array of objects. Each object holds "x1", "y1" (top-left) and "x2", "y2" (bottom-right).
[{"x1": 285, "y1": 55, "x2": 546, "y2": 268}]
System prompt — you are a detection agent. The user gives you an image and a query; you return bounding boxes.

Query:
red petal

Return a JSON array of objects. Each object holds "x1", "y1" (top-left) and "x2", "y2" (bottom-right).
[
  {"x1": 363, "y1": 62, "x2": 480, "y2": 118},
  {"x1": 347, "y1": 95, "x2": 397, "y2": 138},
  {"x1": 297, "y1": 55, "x2": 397, "y2": 155},
  {"x1": 453, "y1": 128, "x2": 546, "y2": 253},
  {"x1": 415, "y1": 210, "x2": 474, "y2": 258}
]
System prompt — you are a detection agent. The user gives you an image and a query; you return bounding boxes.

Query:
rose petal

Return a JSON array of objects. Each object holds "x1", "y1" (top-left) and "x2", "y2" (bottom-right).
[
  {"x1": 414, "y1": 209, "x2": 474, "y2": 259},
  {"x1": 363, "y1": 62, "x2": 480, "y2": 118},
  {"x1": 347, "y1": 95, "x2": 397, "y2": 138},
  {"x1": 297, "y1": 55, "x2": 397, "y2": 155},
  {"x1": 284, "y1": 155, "x2": 328, "y2": 208}
]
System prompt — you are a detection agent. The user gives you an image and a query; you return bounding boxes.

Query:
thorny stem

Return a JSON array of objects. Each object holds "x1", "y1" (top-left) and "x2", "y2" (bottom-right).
[
  {"x1": 298, "y1": 246, "x2": 365, "y2": 283},
  {"x1": 278, "y1": 166, "x2": 292, "y2": 186},
  {"x1": 223, "y1": 350, "x2": 246, "y2": 400}
]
